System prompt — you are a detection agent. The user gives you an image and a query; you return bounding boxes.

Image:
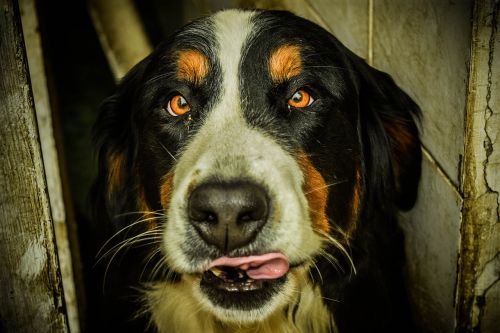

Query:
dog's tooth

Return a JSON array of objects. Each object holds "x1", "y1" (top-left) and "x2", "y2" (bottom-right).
[{"x1": 210, "y1": 267, "x2": 223, "y2": 277}]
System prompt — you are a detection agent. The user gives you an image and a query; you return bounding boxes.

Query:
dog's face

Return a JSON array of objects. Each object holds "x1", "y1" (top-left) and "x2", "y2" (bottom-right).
[{"x1": 93, "y1": 9, "x2": 421, "y2": 329}]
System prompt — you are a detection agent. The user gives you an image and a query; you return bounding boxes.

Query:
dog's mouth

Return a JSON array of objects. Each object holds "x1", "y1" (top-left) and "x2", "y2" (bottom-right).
[
  {"x1": 202, "y1": 267, "x2": 264, "y2": 292},
  {"x1": 203, "y1": 253, "x2": 289, "y2": 291},
  {"x1": 199, "y1": 253, "x2": 290, "y2": 310}
]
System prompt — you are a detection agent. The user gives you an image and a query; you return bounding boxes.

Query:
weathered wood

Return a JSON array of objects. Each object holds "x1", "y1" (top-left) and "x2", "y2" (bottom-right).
[
  {"x1": 19, "y1": 0, "x2": 82, "y2": 331},
  {"x1": 373, "y1": 0, "x2": 472, "y2": 186},
  {"x1": 400, "y1": 152, "x2": 462, "y2": 332},
  {"x1": 88, "y1": 0, "x2": 152, "y2": 81},
  {"x1": 306, "y1": 0, "x2": 370, "y2": 61},
  {"x1": 0, "y1": 0, "x2": 68, "y2": 331},
  {"x1": 457, "y1": 1, "x2": 500, "y2": 332},
  {"x1": 370, "y1": 1, "x2": 472, "y2": 331}
]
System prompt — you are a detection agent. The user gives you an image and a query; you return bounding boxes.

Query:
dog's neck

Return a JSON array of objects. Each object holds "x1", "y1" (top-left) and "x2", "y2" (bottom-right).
[{"x1": 146, "y1": 277, "x2": 336, "y2": 333}]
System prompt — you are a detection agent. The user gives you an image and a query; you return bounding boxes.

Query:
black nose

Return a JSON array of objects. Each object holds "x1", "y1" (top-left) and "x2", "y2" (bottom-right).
[{"x1": 188, "y1": 181, "x2": 269, "y2": 252}]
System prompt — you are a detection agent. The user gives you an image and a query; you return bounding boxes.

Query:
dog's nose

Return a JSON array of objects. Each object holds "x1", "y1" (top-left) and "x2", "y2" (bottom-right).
[{"x1": 188, "y1": 181, "x2": 269, "y2": 252}]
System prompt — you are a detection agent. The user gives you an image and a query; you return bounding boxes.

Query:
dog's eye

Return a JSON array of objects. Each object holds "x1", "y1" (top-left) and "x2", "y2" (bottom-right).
[
  {"x1": 287, "y1": 89, "x2": 314, "y2": 109},
  {"x1": 166, "y1": 95, "x2": 191, "y2": 116}
]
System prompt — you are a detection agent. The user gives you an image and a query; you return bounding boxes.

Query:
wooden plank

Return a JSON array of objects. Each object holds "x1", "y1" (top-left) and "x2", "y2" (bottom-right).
[
  {"x1": 370, "y1": 1, "x2": 473, "y2": 331},
  {"x1": 400, "y1": 152, "x2": 462, "y2": 333},
  {"x1": 457, "y1": 1, "x2": 500, "y2": 332},
  {"x1": 0, "y1": 0, "x2": 68, "y2": 331},
  {"x1": 88, "y1": 0, "x2": 152, "y2": 80},
  {"x1": 305, "y1": 0, "x2": 369, "y2": 60},
  {"x1": 19, "y1": 0, "x2": 81, "y2": 332},
  {"x1": 373, "y1": 0, "x2": 472, "y2": 186}
]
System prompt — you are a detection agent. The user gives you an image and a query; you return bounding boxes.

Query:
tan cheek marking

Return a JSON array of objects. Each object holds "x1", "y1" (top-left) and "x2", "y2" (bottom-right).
[
  {"x1": 137, "y1": 184, "x2": 157, "y2": 230},
  {"x1": 297, "y1": 153, "x2": 330, "y2": 233},
  {"x1": 160, "y1": 173, "x2": 174, "y2": 210},
  {"x1": 269, "y1": 44, "x2": 302, "y2": 83},
  {"x1": 107, "y1": 152, "x2": 124, "y2": 197},
  {"x1": 176, "y1": 49, "x2": 209, "y2": 84},
  {"x1": 350, "y1": 167, "x2": 362, "y2": 228}
]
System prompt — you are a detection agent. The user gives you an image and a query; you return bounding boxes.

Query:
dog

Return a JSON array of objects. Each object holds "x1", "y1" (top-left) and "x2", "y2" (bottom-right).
[{"x1": 91, "y1": 9, "x2": 421, "y2": 333}]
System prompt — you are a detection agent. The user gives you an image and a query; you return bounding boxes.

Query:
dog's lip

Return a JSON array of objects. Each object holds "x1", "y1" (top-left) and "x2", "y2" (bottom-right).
[{"x1": 206, "y1": 252, "x2": 289, "y2": 280}]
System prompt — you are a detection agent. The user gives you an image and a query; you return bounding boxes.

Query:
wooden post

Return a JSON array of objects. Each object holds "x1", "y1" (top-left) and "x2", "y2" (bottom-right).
[
  {"x1": 457, "y1": 0, "x2": 500, "y2": 332},
  {"x1": 19, "y1": 0, "x2": 82, "y2": 331},
  {"x1": 88, "y1": 0, "x2": 152, "y2": 81},
  {"x1": 0, "y1": 0, "x2": 68, "y2": 331}
]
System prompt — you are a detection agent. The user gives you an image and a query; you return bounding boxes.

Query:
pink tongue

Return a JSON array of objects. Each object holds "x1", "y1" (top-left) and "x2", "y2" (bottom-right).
[{"x1": 207, "y1": 253, "x2": 289, "y2": 280}]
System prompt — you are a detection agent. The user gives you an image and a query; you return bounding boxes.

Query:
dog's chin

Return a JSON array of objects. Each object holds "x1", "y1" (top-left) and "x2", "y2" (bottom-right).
[{"x1": 201, "y1": 272, "x2": 287, "y2": 309}]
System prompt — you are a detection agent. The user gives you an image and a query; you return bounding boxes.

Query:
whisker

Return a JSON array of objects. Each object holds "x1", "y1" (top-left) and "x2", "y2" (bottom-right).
[
  {"x1": 318, "y1": 248, "x2": 344, "y2": 274},
  {"x1": 101, "y1": 231, "x2": 163, "y2": 291},
  {"x1": 141, "y1": 248, "x2": 163, "y2": 281},
  {"x1": 115, "y1": 210, "x2": 166, "y2": 217},
  {"x1": 309, "y1": 257, "x2": 324, "y2": 284},
  {"x1": 150, "y1": 256, "x2": 167, "y2": 280},
  {"x1": 162, "y1": 265, "x2": 178, "y2": 282},
  {"x1": 304, "y1": 179, "x2": 348, "y2": 195},
  {"x1": 315, "y1": 228, "x2": 357, "y2": 276},
  {"x1": 99, "y1": 229, "x2": 163, "y2": 261},
  {"x1": 321, "y1": 296, "x2": 341, "y2": 303},
  {"x1": 95, "y1": 216, "x2": 164, "y2": 260},
  {"x1": 145, "y1": 73, "x2": 170, "y2": 85},
  {"x1": 157, "y1": 140, "x2": 177, "y2": 161},
  {"x1": 307, "y1": 206, "x2": 352, "y2": 241}
]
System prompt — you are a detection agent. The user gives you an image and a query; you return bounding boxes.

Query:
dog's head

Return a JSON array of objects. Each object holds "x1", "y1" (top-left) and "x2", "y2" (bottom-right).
[{"x1": 93, "y1": 9, "x2": 421, "y2": 326}]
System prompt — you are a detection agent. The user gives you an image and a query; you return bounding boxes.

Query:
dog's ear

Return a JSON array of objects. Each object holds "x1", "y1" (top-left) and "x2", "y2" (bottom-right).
[
  {"x1": 356, "y1": 63, "x2": 422, "y2": 211},
  {"x1": 92, "y1": 57, "x2": 151, "y2": 227}
]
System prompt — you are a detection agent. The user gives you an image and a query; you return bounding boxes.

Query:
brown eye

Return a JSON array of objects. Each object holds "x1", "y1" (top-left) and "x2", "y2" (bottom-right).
[
  {"x1": 166, "y1": 95, "x2": 191, "y2": 116},
  {"x1": 287, "y1": 89, "x2": 314, "y2": 109}
]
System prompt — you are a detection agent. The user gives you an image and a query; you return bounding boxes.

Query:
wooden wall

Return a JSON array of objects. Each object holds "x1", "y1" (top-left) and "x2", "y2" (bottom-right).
[{"x1": 1, "y1": 0, "x2": 498, "y2": 332}]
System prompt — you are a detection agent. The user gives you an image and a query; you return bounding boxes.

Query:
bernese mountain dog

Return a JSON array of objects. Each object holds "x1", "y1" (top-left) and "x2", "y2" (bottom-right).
[{"x1": 91, "y1": 9, "x2": 421, "y2": 333}]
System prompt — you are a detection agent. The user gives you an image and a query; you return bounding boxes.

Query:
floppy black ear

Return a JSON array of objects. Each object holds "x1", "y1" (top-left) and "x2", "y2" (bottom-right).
[
  {"x1": 92, "y1": 57, "x2": 151, "y2": 227},
  {"x1": 357, "y1": 64, "x2": 422, "y2": 211}
]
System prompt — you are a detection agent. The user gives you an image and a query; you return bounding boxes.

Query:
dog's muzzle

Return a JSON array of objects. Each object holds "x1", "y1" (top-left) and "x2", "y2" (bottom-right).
[{"x1": 186, "y1": 180, "x2": 291, "y2": 306}]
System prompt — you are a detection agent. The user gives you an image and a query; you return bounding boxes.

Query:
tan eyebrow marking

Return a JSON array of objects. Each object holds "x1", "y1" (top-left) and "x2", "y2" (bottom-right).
[
  {"x1": 176, "y1": 49, "x2": 209, "y2": 84},
  {"x1": 269, "y1": 44, "x2": 303, "y2": 83},
  {"x1": 137, "y1": 184, "x2": 157, "y2": 231}
]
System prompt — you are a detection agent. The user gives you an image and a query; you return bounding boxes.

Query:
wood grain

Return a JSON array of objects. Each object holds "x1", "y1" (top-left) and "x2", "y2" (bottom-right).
[{"x1": 0, "y1": 0, "x2": 68, "y2": 331}]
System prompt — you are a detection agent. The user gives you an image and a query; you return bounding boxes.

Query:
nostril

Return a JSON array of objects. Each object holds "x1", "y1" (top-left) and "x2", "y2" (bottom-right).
[
  {"x1": 189, "y1": 208, "x2": 217, "y2": 224},
  {"x1": 237, "y1": 202, "x2": 267, "y2": 224},
  {"x1": 206, "y1": 213, "x2": 217, "y2": 223},
  {"x1": 238, "y1": 213, "x2": 252, "y2": 223}
]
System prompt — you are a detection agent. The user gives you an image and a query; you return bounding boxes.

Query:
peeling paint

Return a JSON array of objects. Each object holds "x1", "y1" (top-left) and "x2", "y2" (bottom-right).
[
  {"x1": 472, "y1": 252, "x2": 500, "y2": 331},
  {"x1": 482, "y1": 0, "x2": 500, "y2": 223},
  {"x1": 16, "y1": 237, "x2": 47, "y2": 281},
  {"x1": 457, "y1": 1, "x2": 500, "y2": 332}
]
